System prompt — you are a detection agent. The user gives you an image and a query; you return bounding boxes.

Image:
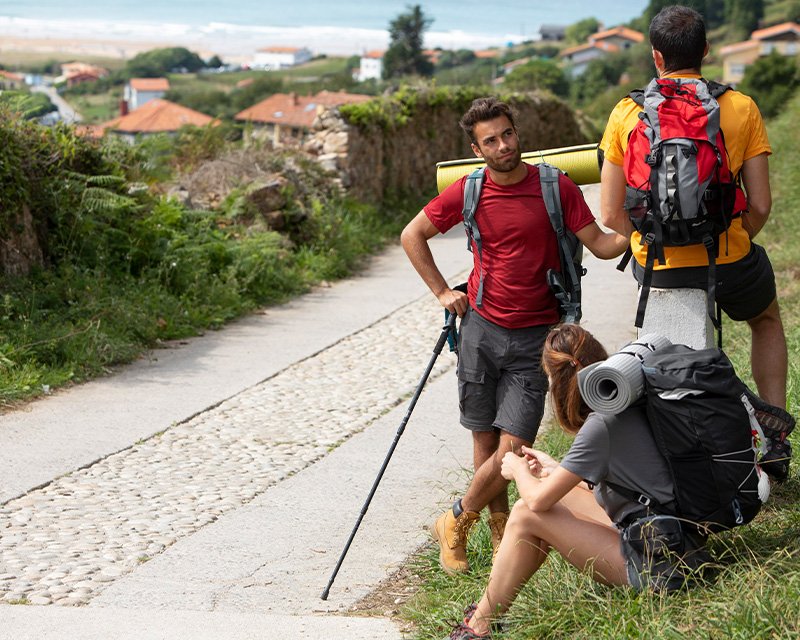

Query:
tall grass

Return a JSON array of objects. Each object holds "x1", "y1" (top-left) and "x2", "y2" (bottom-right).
[
  {"x1": 401, "y1": 94, "x2": 800, "y2": 638},
  {"x1": 0, "y1": 115, "x2": 414, "y2": 407}
]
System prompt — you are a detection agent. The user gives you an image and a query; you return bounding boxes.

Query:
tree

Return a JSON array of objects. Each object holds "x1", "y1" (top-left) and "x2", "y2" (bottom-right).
[
  {"x1": 724, "y1": 0, "x2": 764, "y2": 37},
  {"x1": 565, "y1": 18, "x2": 600, "y2": 45},
  {"x1": 504, "y1": 59, "x2": 570, "y2": 97},
  {"x1": 206, "y1": 55, "x2": 224, "y2": 69},
  {"x1": 382, "y1": 5, "x2": 434, "y2": 79},
  {"x1": 436, "y1": 49, "x2": 477, "y2": 70},
  {"x1": 126, "y1": 47, "x2": 205, "y2": 78},
  {"x1": 738, "y1": 51, "x2": 798, "y2": 118},
  {"x1": 230, "y1": 75, "x2": 283, "y2": 111}
]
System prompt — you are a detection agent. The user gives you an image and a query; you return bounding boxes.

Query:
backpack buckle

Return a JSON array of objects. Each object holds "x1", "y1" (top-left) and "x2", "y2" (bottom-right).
[
  {"x1": 637, "y1": 495, "x2": 652, "y2": 506},
  {"x1": 643, "y1": 232, "x2": 656, "y2": 245}
]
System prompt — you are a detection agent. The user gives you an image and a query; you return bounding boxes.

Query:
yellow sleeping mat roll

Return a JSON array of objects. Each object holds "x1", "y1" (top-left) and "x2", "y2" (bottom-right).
[{"x1": 436, "y1": 142, "x2": 602, "y2": 193}]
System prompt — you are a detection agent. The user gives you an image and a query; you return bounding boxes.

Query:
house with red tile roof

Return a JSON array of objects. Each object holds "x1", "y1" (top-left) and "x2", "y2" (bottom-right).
[
  {"x1": 124, "y1": 77, "x2": 171, "y2": 110},
  {"x1": 251, "y1": 46, "x2": 312, "y2": 70},
  {"x1": 560, "y1": 25, "x2": 644, "y2": 77},
  {"x1": 93, "y1": 99, "x2": 217, "y2": 142},
  {"x1": 57, "y1": 62, "x2": 108, "y2": 87},
  {"x1": 719, "y1": 22, "x2": 800, "y2": 84},
  {"x1": 0, "y1": 70, "x2": 24, "y2": 90},
  {"x1": 356, "y1": 50, "x2": 384, "y2": 82},
  {"x1": 235, "y1": 91, "x2": 372, "y2": 144}
]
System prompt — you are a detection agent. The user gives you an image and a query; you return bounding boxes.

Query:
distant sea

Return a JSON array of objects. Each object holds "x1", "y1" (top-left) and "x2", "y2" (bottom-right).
[{"x1": 0, "y1": 1, "x2": 649, "y2": 58}]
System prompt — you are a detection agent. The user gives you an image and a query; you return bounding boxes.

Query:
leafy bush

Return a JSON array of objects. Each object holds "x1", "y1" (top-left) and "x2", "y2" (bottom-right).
[
  {"x1": 0, "y1": 109, "x2": 412, "y2": 405},
  {"x1": 504, "y1": 59, "x2": 570, "y2": 97},
  {"x1": 126, "y1": 47, "x2": 206, "y2": 78},
  {"x1": 738, "y1": 51, "x2": 799, "y2": 119}
]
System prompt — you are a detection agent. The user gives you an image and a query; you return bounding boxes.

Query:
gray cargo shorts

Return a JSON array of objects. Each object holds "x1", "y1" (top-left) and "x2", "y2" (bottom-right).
[{"x1": 456, "y1": 307, "x2": 550, "y2": 442}]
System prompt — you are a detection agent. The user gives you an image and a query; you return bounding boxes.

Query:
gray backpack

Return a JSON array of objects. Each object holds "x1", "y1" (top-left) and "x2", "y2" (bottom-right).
[{"x1": 461, "y1": 162, "x2": 585, "y2": 323}]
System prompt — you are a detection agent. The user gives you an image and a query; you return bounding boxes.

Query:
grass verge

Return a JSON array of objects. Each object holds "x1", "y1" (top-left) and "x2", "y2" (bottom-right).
[{"x1": 399, "y1": 94, "x2": 800, "y2": 639}]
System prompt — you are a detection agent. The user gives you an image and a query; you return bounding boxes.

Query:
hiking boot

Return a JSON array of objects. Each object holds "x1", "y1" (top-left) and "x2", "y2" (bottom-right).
[
  {"x1": 761, "y1": 439, "x2": 792, "y2": 482},
  {"x1": 432, "y1": 508, "x2": 479, "y2": 575},
  {"x1": 487, "y1": 511, "x2": 509, "y2": 560},
  {"x1": 445, "y1": 621, "x2": 491, "y2": 639}
]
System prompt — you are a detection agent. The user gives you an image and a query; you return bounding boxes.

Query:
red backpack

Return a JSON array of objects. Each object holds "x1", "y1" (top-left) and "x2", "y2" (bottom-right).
[{"x1": 618, "y1": 78, "x2": 747, "y2": 331}]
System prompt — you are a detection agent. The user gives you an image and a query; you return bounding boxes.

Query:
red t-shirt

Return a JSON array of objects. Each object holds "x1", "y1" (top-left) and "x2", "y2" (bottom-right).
[{"x1": 424, "y1": 163, "x2": 595, "y2": 329}]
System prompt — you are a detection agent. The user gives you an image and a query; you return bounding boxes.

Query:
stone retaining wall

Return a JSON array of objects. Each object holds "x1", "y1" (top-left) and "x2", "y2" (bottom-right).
[{"x1": 306, "y1": 91, "x2": 591, "y2": 202}]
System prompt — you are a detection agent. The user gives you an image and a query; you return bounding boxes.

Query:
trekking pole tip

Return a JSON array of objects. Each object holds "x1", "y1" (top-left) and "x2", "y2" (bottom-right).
[{"x1": 320, "y1": 587, "x2": 330, "y2": 600}]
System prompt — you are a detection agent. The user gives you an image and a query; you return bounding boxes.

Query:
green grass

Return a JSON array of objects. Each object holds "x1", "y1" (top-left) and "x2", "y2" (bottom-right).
[{"x1": 400, "y1": 93, "x2": 800, "y2": 639}]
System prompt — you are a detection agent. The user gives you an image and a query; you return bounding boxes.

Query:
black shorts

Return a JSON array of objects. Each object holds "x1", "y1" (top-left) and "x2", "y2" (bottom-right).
[
  {"x1": 632, "y1": 243, "x2": 776, "y2": 321},
  {"x1": 456, "y1": 308, "x2": 549, "y2": 442}
]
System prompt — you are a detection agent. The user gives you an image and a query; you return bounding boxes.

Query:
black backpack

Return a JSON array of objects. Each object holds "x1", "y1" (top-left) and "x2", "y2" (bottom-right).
[
  {"x1": 461, "y1": 162, "x2": 585, "y2": 323},
  {"x1": 618, "y1": 345, "x2": 794, "y2": 533}
]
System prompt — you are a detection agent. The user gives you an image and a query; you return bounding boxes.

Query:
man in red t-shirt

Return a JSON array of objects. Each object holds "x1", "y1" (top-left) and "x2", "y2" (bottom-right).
[{"x1": 401, "y1": 97, "x2": 628, "y2": 574}]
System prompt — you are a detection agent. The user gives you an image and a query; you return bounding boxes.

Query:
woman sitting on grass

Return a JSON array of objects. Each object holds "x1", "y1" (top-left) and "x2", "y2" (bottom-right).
[{"x1": 446, "y1": 324, "x2": 709, "y2": 640}]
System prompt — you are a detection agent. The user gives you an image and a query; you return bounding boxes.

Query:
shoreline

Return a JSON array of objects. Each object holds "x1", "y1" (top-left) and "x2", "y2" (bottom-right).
[{"x1": 0, "y1": 20, "x2": 527, "y2": 66}]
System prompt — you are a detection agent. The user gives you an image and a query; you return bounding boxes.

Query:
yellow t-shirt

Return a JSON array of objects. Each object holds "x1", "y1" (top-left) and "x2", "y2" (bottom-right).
[{"x1": 599, "y1": 73, "x2": 772, "y2": 268}]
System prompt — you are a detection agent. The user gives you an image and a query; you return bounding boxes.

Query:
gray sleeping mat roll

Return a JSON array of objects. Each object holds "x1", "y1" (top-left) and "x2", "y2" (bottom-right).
[{"x1": 577, "y1": 334, "x2": 672, "y2": 414}]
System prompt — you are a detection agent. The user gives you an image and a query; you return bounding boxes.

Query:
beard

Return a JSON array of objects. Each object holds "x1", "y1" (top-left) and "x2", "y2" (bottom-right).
[{"x1": 484, "y1": 147, "x2": 522, "y2": 173}]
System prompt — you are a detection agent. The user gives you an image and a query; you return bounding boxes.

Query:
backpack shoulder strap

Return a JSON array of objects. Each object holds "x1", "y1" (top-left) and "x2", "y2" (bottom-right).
[
  {"x1": 704, "y1": 79, "x2": 731, "y2": 99},
  {"x1": 628, "y1": 88, "x2": 645, "y2": 107},
  {"x1": 538, "y1": 162, "x2": 564, "y2": 235},
  {"x1": 538, "y1": 162, "x2": 582, "y2": 324},
  {"x1": 462, "y1": 167, "x2": 487, "y2": 307}
]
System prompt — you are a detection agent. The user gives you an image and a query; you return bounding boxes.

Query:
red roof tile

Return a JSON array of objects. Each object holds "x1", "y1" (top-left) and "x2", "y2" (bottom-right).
[
  {"x1": 751, "y1": 21, "x2": 800, "y2": 40},
  {"x1": 0, "y1": 70, "x2": 24, "y2": 82},
  {"x1": 235, "y1": 91, "x2": 371, "y2": 127},
  {"x1": 100, "y1": 99, "x2": 216, "y2": 134},
  {"x1": 590, "y1": 26, "x2": 645, "y2": 44},
  {"x1": 719, "y1": 40, "x2": 760, "y2": 56},
  {"x1": 129, "y1": 78, "x2": 170, "y2": 92}
]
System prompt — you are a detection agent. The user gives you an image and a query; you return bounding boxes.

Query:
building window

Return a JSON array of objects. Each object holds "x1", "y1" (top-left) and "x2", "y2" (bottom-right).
[{"x1": 730, "y1": 63, "x2": 746, "y2": 78}]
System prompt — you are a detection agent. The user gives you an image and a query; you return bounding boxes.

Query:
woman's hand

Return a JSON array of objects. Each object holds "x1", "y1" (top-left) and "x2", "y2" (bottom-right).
[
  {"x1": 500, "y1": 451, "x2": 529, "y2": 481},
  {"x1": 521, "y1": 447, "x2": 559, "y2": 479}
]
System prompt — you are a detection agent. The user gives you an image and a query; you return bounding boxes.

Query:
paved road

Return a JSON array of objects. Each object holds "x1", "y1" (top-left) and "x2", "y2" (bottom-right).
[
  {"x1": 31, "y1": 85, "x2": 82, "y2": 124},
  {"x1": 0, "y1": 185, "x2": 637, "y2": 639}
]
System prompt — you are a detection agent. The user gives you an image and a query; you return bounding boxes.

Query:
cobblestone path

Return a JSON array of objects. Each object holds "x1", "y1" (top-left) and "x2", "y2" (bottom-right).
[{"x1": 0, "y1": 291, "x2": 459, "y2": 606}]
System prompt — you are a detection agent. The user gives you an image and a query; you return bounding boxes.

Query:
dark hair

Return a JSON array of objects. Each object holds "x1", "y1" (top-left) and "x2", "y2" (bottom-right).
[
  {"x1": 459, "y1": 97, "x2": 516, "y2": 144},
  {"x1": 542, "y1": 324, "x2": 608, "y2": 434},
  {"x1": 649, "y1": 5, "x2": 707, "y2": 72}
]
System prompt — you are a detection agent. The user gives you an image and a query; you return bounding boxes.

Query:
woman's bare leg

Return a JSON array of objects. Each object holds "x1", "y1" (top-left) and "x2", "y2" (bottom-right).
[{"x1": 467, "y1": 487, "x2": 627, "y2": 635}]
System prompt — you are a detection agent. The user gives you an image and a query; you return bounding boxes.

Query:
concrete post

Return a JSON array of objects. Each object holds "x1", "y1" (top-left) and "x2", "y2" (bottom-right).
[{"x1": 637, "y1": 287, "x2": 714, "y2": 349}]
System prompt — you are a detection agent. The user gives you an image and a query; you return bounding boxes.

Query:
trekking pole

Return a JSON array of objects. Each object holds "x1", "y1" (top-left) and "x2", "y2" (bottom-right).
[{"x1": 321, "y1": 311, "x2": 457, "y2": 600}]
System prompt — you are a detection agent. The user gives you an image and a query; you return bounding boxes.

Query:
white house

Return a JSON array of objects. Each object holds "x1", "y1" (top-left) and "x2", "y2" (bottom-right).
[
  {"x1": 251, "y1": 46, "x2": 312, "y2": 70},
  {"x1": 124, "y1": 78, "x2": 170, "y2": 111},
  {"x1": 356, "y1": 50, "x2": 384, "y2": 82}
]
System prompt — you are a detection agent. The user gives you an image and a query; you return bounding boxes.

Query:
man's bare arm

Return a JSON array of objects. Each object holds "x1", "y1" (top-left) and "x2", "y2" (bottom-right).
[
  {"x1": 575, "y1": 221, "x2": 629, "y2": 259},
  {"x1": 599, "y1": 160, "x2": 634, "y2": 237},
  {"x1": 400, "y1": 211, "x2": 469, "y2": 316},
  {"x1": 740, "y1": 153, "x2": 771, "y2": 239}
]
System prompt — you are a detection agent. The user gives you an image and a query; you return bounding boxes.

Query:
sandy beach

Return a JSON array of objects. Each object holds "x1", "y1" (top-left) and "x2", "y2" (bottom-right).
[{"x1": 0, "y1": 36, "x2": 181, "y2": 62}]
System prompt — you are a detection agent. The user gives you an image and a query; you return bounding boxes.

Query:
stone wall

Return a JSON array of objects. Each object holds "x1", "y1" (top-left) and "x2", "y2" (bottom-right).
[
  {"x1": 305, "y1": 91, "x2": 591, "y2": 202},
  {"x1": 0, "y1": 204, "x2": 45, "y2": 277}
]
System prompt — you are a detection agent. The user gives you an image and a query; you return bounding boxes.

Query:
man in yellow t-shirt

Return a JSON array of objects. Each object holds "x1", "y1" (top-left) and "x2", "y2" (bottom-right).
[{"x1": 599, "y1": 5, "x2": 787, "y2": 409}]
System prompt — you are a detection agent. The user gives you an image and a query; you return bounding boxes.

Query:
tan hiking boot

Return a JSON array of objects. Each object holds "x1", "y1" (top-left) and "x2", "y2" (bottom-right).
[
  {"x1": 488, "y1": 511, "x2": 509, "y2": 560},
  {"x1": 432, "y1": 508, "x2": 479, "y2": 574}
]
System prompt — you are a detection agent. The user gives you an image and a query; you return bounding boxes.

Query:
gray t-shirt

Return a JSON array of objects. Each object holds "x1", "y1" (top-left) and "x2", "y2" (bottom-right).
[{"x1": 560, "y1": 406, "x2": 675, "y2": 525}]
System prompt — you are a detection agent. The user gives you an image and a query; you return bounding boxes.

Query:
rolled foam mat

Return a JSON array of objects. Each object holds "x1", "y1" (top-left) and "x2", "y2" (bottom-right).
[
  {"x1": 577, "y1": 334, "x2": 672, "y2": 414},
  {"x1": 435, "y1": 143, "x2": 602, "y2": 193}
]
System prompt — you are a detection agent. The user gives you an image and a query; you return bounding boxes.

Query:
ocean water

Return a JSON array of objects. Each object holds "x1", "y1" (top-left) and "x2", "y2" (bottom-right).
[{"x1": 0, "y1": 1, "x2": 649, "y2": 56}]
